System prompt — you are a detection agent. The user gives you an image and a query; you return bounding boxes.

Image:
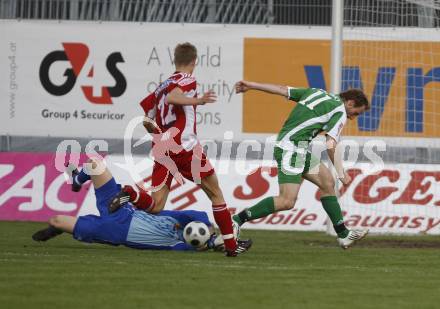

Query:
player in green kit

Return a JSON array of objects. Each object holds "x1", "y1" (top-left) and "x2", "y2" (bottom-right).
[{"x1": 234, "y1": 80, "x2": 370, "y2": 249}]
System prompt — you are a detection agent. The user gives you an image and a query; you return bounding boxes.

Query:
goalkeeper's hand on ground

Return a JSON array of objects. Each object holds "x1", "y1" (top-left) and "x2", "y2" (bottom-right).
[{"x1": 207, "y1": 233, "x2": 225, "y2": 252}]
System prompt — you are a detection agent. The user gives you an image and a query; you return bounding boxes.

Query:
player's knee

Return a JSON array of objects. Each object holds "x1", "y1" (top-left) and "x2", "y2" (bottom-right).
[
  {"x1": 87, "y1": 158, "x2": 101, "y2": 170},
  {"x1": 86, "y1": 157, "x2": 107, "y2": 176},
  {"x1": 321, "y1": 177, "x2": 336, "y2": 195},
  {"x1": 277, "y1": 196, "x2": 297, "y2": 211}
]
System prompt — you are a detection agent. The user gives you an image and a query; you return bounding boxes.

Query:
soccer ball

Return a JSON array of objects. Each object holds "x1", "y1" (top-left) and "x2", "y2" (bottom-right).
[{"x1": 183, "y1": 221, "x2": 210, "y2": 248}]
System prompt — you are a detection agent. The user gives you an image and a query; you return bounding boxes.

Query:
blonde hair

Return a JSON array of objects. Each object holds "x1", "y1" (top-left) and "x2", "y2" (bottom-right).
[{"x1": 174, "y1": 42, "x2": 197, "y2": 66}]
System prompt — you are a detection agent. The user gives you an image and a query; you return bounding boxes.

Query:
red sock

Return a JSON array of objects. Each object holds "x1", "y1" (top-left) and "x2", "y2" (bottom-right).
[
  {"x1": 212, "y1": 204, "x2": 237, "y2": 251},
  {"x1": 134, "y1": 189, "x2": 155, "y2": 212},
  {"x1": 123, "y1": 186, "x2": 155, "y2": 212}
]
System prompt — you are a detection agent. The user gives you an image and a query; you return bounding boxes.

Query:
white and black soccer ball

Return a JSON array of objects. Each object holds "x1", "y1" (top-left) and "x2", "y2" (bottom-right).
[{"x1": 183, "y1": 221, "x2": 210, "y2": 248}]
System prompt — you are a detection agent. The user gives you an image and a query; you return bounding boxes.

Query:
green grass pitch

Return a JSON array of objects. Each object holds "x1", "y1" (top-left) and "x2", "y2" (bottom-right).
[{"x1": 1, "y1": 222, "x2": 440, "y2": 309}]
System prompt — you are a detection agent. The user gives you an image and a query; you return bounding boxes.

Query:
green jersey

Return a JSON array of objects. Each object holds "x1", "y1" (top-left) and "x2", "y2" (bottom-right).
[{"x1": 276, "y1": 87, "x2": 347, "y2": 149}]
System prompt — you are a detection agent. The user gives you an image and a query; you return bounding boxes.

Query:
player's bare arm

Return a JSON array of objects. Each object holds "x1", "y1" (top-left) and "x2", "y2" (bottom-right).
[
  {"x1": 325, "y1": 135, "x2": 351, "y2": 186},
  {"x1": 167, "y1": 87, "x2": 217, "y2": 106},
  {"x1": 235, "y1": 80, "x2": 288, "y2": 97},
  {"x1": 143, "y1": 116, "x2": 157, "y2": 133}
]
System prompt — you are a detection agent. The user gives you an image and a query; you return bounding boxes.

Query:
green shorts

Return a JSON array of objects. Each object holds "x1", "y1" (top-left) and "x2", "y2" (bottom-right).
[{"x1": 274, "y1": 146, "x2": 320, "y2": 184}]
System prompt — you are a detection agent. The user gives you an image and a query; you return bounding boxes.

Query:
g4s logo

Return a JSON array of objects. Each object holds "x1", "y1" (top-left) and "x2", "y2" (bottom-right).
[{"x1": 39, "y1": 43, "x2": 126, "y2": 104}]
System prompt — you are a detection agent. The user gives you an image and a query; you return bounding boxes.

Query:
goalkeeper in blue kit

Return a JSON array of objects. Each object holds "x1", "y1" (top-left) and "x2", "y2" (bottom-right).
[{"x1": 32, "y1": 158, "x2": 234, "y2": 252}]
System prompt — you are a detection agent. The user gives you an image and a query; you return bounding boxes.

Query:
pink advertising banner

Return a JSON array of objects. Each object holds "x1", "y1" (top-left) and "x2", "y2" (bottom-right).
[
  {"x1": 1, "y1": 152, "x2": 440, "y2": 234},
  {"x1": 0, "y1": 152, "x2": 91, "y2": 222}
]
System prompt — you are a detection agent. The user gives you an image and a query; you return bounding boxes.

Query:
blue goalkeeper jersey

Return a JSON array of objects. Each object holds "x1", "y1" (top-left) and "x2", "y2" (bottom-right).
[
  {"x1": 124, "y1": 209, "x2": 211, "y2": 251},
  {"x1": 72, "y1": 176, "x2": 212, "y2": 251}
]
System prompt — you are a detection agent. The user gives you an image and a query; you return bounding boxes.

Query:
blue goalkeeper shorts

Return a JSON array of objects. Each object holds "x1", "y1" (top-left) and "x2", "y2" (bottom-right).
[{"x1": 73, "y1": 177, "x2": 134, "y2": 245}]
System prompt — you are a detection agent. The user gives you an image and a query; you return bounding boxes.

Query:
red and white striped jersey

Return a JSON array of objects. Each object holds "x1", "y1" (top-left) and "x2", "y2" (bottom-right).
[{"x1": 140, "y1": 72, "x2": 198, "y2": 151}]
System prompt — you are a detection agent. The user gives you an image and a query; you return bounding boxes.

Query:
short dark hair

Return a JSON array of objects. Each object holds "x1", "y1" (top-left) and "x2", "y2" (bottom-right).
[
  {"x1": 174, "y1": 42, "x2": 197, "y2": 66},
  {"x1": 339, "y1": 89, "x2": 370, "y2": 110}
]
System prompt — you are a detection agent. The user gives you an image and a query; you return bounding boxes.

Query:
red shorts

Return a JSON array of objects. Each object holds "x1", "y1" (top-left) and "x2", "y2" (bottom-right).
[{"x1": 151, "y1": 147, "x2": 215, "y2": 189}]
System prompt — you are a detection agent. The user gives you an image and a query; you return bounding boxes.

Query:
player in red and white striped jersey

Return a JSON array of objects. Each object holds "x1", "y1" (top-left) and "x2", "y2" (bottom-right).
[
  {"x1": 109, "y1": 43, "x2": 251, "y2": 257},
  {"x1": 141, "y1": 70, "x2": 203, "y2": 152}
]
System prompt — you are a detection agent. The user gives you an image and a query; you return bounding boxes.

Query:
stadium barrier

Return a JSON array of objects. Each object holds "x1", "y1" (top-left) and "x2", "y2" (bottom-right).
[{"x1": 1, "y1": 152, "x2": 440, "y2": 235}]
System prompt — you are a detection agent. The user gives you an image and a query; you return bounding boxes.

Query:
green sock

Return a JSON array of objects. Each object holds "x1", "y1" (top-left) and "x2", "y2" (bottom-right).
[
  {"x1": 233, "y1": 197, "x2": 275, "y2": 225},
  {"x1": 320, "y1": 196, "x2": 349, "y2": 238}
]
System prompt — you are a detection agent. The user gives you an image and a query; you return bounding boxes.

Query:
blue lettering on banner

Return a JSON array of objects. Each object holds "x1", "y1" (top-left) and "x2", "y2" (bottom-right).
[
  {"x1": 406, "y1": 67, "x2": 440, "y2": 132},
  {"x1": 304, "y1": 65, "x2": 327, "y2": 90},
  {"x1": 304, "y1": 65, "x2": 440, "y2": 133}
]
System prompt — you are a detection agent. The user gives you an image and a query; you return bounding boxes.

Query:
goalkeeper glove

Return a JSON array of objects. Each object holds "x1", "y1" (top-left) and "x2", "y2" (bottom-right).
[{"x1": 207, "y1": 233, "x2": 225, "y2": 252}]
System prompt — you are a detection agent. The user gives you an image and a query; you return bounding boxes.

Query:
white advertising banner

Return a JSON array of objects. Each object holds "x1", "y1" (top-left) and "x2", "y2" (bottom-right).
[
  {"x1": 2, "y1": 21, "x2": 439, "y2": 144},
  {"x1": 1, "y1": 152, "x2": 440, "y2": 235},
  {"x1": 0, "y1": 20, "x2": 332, "y2": 140}
]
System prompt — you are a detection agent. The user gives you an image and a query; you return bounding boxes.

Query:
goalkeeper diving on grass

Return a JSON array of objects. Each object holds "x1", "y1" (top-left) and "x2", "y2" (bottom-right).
[
  {"x1": 31, "y1": 158, "x2": 245, "y2": 252},
  {"x1": 233, "y1": 81, "x2": 370, "y2": 249}
]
